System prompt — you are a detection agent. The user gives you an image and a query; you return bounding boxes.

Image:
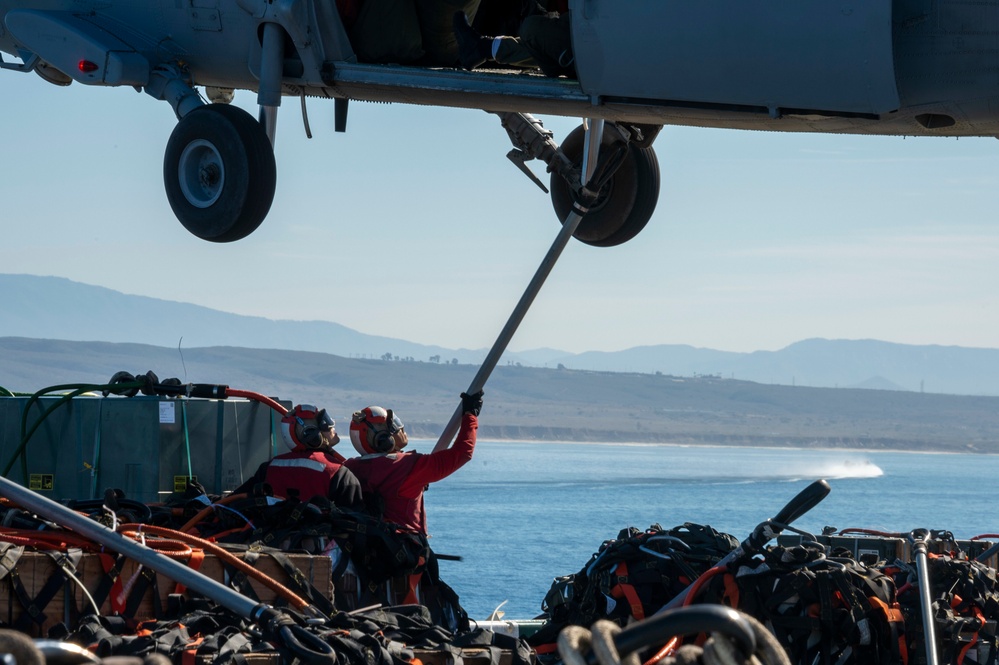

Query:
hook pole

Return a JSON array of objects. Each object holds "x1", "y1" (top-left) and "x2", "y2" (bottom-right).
[{"x1": 433, "y1": 121, "x2": 603, "y2": 452}]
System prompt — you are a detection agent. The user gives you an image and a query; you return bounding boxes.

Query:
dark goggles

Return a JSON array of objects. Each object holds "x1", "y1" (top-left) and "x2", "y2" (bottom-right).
[
  {"x1": 315, "y1": 408, "x2": 335, "y2": 432},
  {"x1": 296, "y1": 405, "x2": 335, "y2": 432}
]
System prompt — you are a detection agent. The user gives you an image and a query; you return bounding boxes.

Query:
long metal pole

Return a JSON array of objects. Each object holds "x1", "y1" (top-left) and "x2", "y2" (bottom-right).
[
  {"x1": 910, "y1": 529, "x2": 940, "y2": 665},
  {"x1": 0, "y1": 474, "x2": 264, "y2": 621},
  {"x1": 433, "y1": 120, "x2": 604, "y2": 452}
]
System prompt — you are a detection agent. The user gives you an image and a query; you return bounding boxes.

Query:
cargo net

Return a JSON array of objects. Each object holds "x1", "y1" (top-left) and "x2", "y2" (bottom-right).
[
  {"x1": 529, "y1": 524, "x2": 999, "y2": 665},
  {"x1": 0, "y1": 486, "x2": 534, "y2": 665}
]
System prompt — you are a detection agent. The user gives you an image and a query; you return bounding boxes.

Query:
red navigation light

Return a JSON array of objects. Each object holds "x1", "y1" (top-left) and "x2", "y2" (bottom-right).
[{"x1": 78, "y1": 60, "x2": 98, "y2": 73}]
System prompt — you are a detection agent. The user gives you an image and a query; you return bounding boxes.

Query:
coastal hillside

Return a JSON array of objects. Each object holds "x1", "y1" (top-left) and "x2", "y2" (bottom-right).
[
  {"x1": 2, "y1": 274, "x2": 998, "y2": 395},
  {"x1": 2, "y1": 337, "x2": 997, "y2": 454}
]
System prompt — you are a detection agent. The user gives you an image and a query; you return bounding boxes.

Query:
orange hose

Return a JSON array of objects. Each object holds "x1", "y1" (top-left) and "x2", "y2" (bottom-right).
[
  {"x1": 207, "y1": 525, "x2": 252, "y2": 542},
  {"x1": 179, "y1": 493, "x2": 249, "y2": 534},
  {"x1": 837, "y1": 528, "x2": 903, "y2": 537},
  {"x1": 682, "y1": 565, "x2": 728, "y2": 606},
  {"x1": 118, "y1": 523, "x2": 309, "y2": 609},
  {"x1": 632, "y1": 566, "x2": 731, "y2": 664},
  {"x1": 0, "y1": 527, "x2": 195, "y2": 558},
  {"x1": 642, "y1": 637, "x2": 679, "y2": 665},
  {"x1": 121, "y1": 535, "x2": 194, "y2": 559},
  {"x1": 0, "y1": 529, "x2": 99, "y2": 551},
  {"x1": 225, "y1": 389, "x2": 288, "y2": 416}
]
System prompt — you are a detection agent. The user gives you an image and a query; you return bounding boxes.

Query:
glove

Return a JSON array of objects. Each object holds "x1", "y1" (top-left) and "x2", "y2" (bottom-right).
[{"x1": 460, "y1": 390, "x2": 483, "y2": 416}]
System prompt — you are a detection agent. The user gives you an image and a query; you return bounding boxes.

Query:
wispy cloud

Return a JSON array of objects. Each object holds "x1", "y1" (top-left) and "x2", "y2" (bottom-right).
[{"x1": 724, "y1": 232, "x2": 999, "y2": 261}]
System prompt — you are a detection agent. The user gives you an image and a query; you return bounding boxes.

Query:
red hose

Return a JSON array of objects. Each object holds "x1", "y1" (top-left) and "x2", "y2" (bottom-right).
[
  {"x1": 682, "y1": 565, "x2": 728, "y2": 606},
  {"x1": 0, "y1": 528, "x2": 194, "y2": 558},
  {"x1": 0, "y1": 529, "x2": 99, "y2": 551},
  {"x1": 118, "y1": 523, "x2": 309, "y2": 609},
  {"x1": 837, "y1": 528, "x2": 904, "y2": 537},
  {"x1": 0, "y1": 523, "x2": 307, "y2": 608},
  {"x1": 642, "y1": 637, "x2": 680, "y2": 665},
  {"x1": 179, "y1": 493, "x2": 249, "y2": 534},
  {"x1": 640, "y1": 566, "x2": 730, "y2": 665},
  {"x1": 225, "y1": 389, "x2": 287, "y2": 415},
  {"x1": 207, "y1": 525, "x2": 252, "y2": 542}
]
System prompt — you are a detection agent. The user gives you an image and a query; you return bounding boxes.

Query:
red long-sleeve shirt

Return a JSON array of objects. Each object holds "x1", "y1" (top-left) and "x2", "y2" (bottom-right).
[
  {"x1": 237, "y1": 448, "x2": 363, "y2": 510},
  {"x1": 344, "y1": 414, "x2": 477, "y2": 535}
]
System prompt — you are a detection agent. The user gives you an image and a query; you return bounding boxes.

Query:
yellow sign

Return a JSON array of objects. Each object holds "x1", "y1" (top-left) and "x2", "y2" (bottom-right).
[
  {"x1": 174, "y1": 475, "x2": 197, "y2": 493},
  {"x1": 29, "y1": 474, "x2": 54, "y2": 491}
]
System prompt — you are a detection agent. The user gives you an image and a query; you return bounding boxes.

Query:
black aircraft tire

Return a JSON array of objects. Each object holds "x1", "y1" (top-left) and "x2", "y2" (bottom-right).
[
  {"x1": 550, "y1": 124, "x2": 661, "y2": 247},
  {"x1": 164, "y1": 104, "x2": 277, "y2": 243}
]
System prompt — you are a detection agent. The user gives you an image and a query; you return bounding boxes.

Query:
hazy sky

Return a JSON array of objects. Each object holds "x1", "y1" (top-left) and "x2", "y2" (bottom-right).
[{"x1": 4, "y1": 70, "x2": 999, "y2": 354}]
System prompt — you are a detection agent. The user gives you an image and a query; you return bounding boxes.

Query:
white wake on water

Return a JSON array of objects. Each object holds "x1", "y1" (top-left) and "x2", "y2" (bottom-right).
[{"x1": 791, "y1": 457, "x2": 885, "y2": 479}]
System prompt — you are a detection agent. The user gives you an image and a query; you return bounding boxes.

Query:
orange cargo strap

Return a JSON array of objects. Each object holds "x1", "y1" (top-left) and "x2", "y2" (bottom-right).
[
  {"x1": 722, "y1": 573, "x2": 740, "y2": 610},
  {"x1": 609, "y1": 561, "x2": 645, "y2": 620},
  {"x1": 956, "y1": 603, "x2": 985, "y2": 665},
  {"x1": 173, "y1": 549, "x2": 206, "y2": 595},
  {"x1": 181, "y1": 635, "x2": 205, "y2": 665},
  {"x1": 402, "y1": 555, "x2": 426, "y2": 605},
  {"x1": 868, "y1": 594, "x2": 908, "y2": 665}
]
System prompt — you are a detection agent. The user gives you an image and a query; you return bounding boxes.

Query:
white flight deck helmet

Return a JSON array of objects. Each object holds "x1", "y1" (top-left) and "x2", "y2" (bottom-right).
[{"x1": 350, "y1": 406, "x2": 404, "y2": 455}]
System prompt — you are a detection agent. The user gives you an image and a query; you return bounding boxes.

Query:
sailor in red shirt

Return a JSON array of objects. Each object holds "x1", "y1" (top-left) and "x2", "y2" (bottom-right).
[
  {"x1": 239, "y1": 404, "x2": 363, "y2": 510},
  {"x1": 344, "y1": 391, "x2": 482, "y2": 536}
]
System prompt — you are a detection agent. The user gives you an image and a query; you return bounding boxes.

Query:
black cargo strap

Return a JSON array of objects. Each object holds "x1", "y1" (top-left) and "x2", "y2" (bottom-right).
[
  {"x1": 123, "y1": 564, "x2": 163, "y2": 620},
  {"x1": 194, "y1": 625, "x2": 255, "y2": 665},
  {"x1": 222, "y1": 550, "x2": 261, "y2": 604},
  {"x1": 0, "y1": 543, "x2": 24, "y2": 581},
  {"x1": 219, "y1": 544, "x2": 335, "y2": 616},
  {"x1": 92, "y1": 552, "x2": 129, "y2": 615},
  {"x1": 0, "y1": 543, "x2": 24, "y2": 626},
  {"x1": 10, "y1": 548, "x2": 83, "y2": 633},
  {"x1": 449, "y1": 628, "x2": 534, "y2": 665},
  {"x1": 246, "y1": 497, "x2": 314, "y2": 547},
  {"x1": 324, "y1": 630, "x2": 394, "y2": 665},
  {"x1": 442, "y1": 640, "x2": 501, "y2": 665},
  {"x1": 261, "y1": 548, "x2": 335, "y2": 616}
]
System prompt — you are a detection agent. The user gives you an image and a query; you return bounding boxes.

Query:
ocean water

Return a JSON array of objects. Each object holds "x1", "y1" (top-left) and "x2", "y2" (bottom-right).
[{"x1": 413, "y1": 439, "x2": 999, "y2": 621}]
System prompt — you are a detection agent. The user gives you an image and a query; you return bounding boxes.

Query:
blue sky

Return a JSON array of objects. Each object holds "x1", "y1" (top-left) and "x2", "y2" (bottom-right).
[{"x1": 3, "y1": 71, "x2": 999, "y2": 354}]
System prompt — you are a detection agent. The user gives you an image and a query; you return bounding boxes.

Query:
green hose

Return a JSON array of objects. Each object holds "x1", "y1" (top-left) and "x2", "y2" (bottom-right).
[
  {"x1": 2, "y1": 380, "x2": 145, "y2": 480},
  {"x1": 182, "y1": 401, "x2": 193, "y2": 479}
]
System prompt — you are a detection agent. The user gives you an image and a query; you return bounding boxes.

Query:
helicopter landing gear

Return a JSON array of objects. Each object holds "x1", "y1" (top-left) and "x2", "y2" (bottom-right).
[
  {"x1": 154, "y1": 22, "x2": 280, "y2": 243},
  {"x1": 549, "y1": 123, "x2": 660, "y2": 247},
  {"x1": 163, "y1": 104, "x2": 277, "y2": 243},
  {"x1": 497, "y1": 112, "x2": 662, "y2": 247}
]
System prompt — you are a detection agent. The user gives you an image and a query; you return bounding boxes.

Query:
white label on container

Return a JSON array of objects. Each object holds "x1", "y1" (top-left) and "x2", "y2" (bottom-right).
[{"x1": 159, "y1": 401, "x2": 176, "y2": 424}]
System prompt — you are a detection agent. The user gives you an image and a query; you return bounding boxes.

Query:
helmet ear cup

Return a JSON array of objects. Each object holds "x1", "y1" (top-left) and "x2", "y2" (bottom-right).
[
  {"x1": 371, "y1": 428, "x2": 395, "y2": 453},
  {"x1": 298, "y1": 423, "x2": 322, "y2": 449}
]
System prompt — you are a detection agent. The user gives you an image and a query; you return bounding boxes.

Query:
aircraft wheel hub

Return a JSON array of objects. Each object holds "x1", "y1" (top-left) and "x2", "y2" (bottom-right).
[
  {"x1": 550, "y1": 124, "x2": 661, "y2": 247},
  {"x1": 178, "y1": 139, "x2": 225, "y2": 209}
]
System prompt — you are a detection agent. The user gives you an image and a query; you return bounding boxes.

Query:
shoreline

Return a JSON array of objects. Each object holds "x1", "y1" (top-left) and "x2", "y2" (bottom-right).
[{"x1": 407, "y1": 436, "x2": 992, "y2": 456}]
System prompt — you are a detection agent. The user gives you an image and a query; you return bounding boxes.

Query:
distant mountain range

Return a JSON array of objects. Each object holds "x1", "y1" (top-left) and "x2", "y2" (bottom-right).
[{"x1": 2, "y1": 273, "x2": 997, "y2": 396}]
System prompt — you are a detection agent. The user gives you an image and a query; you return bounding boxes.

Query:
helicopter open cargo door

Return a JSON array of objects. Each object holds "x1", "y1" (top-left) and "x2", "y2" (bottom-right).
[{"x1": 571, "y1": 0, "x2": 899, "y2": 117}]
